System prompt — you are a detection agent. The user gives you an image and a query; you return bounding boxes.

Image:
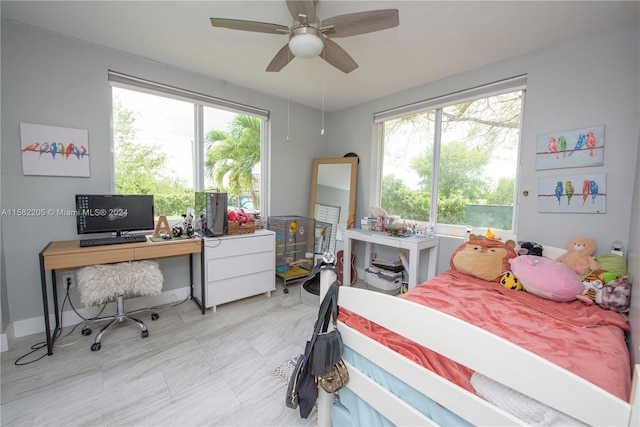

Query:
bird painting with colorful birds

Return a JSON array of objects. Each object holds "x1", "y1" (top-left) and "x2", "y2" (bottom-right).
[{"x1": 22, "y1": 141, "x2": 89, "y2": 160}]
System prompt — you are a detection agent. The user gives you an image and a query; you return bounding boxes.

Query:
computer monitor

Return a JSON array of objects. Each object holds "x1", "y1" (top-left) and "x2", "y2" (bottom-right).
[
  {"x1": 195, "y1": 191, "x2": 227, "y2": 237},
  {"x1": 75, "y1": 194, "x2": 155, "y2": 236}
]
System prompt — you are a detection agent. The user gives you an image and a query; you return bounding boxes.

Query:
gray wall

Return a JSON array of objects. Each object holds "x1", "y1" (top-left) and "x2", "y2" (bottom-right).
[
  {"x1": 627, "y1": 131, "x2": 640, "y2": 367},
  {"x1": 2, "y1": 20, "x2": 639, "y2": 339},
  {"x1": 326, "y1": 24, "x2": 640, "y2": 265},
  {"x1": 0, "y1": 20, "x2": 329, "y2": 327}
]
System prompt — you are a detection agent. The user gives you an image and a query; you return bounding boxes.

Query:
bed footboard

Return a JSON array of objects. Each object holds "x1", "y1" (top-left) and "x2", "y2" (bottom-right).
[{"x1": 319, "y1": 285, "x2": 634, "y2": 426}]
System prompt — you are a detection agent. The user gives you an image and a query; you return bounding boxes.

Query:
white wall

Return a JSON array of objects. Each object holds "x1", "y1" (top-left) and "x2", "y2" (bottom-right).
[
  {"x1": 0, "y1": 20, "x2": 328, "y2": 331},
  {"x1": 326, "y1": 24, "x2": 640, "y2": 267}
]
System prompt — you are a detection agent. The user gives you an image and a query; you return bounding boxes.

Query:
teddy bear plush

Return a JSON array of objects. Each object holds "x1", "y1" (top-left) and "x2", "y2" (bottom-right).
[{"x1": 555, "y1": 236, "x2": 600, "y2": 275}]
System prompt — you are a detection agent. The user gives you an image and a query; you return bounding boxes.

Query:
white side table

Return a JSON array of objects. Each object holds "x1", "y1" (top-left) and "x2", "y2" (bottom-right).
[{"x1": 343, "y1": 229, "x2": 439, "y2": 290}]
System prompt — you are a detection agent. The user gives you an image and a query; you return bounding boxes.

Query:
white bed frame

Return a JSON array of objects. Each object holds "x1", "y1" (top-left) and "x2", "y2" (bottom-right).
[{"x1": 316, "y1": 248, "x2": 639, "y2": 426}]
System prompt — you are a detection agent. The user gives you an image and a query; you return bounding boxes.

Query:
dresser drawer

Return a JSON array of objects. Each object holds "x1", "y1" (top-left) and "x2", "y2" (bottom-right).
[
  {"x1": 205, "y1": 233, "x2": 273, "y2": 259},
  {"x1": 208, "y1": 270, "x2": 275, "y2": 307},
  {"x1": 207, "y1": 250, "x2": 273, "y2": 281}
]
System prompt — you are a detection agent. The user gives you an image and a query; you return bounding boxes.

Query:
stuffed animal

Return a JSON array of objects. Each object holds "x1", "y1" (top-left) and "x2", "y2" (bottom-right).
[
  {"x1": 555, "y1": 236, "x2": 599, "y2": 275},
  {"x1": 450, "y1": 235, "x2": 517, "y2": 282},
  {"x1": 598, "y1": 276, "x2": 631, "y2": 312},
  {"x1": 500, "y1": 271, "x2": 522, "y2": 290},
  {"x1": 577, "y1": 275, "x2": 631, "y2": 313},
  {"x1": 517, "y1": 241, "x2": 543, "y2": 257},
  {"x1": 509, "y1": 255, "x2": 583, "y2": 301}
]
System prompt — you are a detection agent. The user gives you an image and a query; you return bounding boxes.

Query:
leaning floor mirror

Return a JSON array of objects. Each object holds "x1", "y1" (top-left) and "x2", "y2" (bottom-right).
[{"x1": 309, "y1": 157, "x2": 358, "y2": 257}]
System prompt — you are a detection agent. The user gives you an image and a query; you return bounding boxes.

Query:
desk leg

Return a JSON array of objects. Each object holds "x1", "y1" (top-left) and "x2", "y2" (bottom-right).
[
  {"x1": 39, "y1": 252, "x2": 53, "y2": 356},
  {"x1": 190, "y1": 250, "x2": 205, "y2": 315},
  {"x1": 189, "y1": 240, "x2": 206, "y2": 315},
  {"x1": 427, "y1": 245, "x2": 438, "y2": 280},
  {"x1": 409, "y1": 249, "x2": 420, "y2": 290}
]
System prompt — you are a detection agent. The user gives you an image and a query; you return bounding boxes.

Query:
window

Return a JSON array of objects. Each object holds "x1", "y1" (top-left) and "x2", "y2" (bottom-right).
[
  {"x1": 109, "y1": 72, "x2": 268, "y2": 219},
  {"x1": 375, "y1": 76, "x2": 525, "y2": 235}
]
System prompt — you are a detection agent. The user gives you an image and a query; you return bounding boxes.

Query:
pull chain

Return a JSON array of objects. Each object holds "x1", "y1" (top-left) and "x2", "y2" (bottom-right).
[{"x1": 321, "y1": 48, "x2": 325, "y2": 136}]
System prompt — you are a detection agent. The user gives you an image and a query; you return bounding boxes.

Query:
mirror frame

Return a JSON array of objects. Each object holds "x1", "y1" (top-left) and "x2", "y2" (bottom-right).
[{"x1": 309, "y1": 157, "x2": 358, "y2": 231}]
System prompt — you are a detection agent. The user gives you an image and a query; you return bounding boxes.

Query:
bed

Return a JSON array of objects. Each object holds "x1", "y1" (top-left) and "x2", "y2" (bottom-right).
[{"x1": 315, "y1": 243, "x2": 639, "y2": 426}]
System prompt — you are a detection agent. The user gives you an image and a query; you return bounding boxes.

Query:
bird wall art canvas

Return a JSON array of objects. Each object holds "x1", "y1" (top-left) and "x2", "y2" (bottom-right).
[
  {"x1": 20, "y1": 122, "x2": 90, "y2": 177},
  {"x1": 538, "y1": 172, "x2": 606, "y2": 213},
  {"x1": 535, "y1": 125, "x2": 604, "y2": 170}
]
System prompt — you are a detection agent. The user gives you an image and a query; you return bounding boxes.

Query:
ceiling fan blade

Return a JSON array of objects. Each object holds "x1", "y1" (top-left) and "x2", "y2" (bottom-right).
[
  {"x1": 210, "y1": 18, "x2": 289, "y2": 34},
  {"x1": 286, "y1": 0, "x2": 316, "y2": 23},
  {"x1": 321, "y1": 38, "x2": 358, "y2": 74},
  {"x1": 321, "y1": 9, "x2": 399, "y2": 38},
  {"x1": 266, "y1": 44, "x2": 295, "y2": 72}
]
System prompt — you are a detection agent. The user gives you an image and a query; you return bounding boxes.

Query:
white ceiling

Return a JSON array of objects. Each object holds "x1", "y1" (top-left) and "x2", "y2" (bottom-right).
[{"x1": 2, "y1": 1, "x2": 638, "y2": 111}]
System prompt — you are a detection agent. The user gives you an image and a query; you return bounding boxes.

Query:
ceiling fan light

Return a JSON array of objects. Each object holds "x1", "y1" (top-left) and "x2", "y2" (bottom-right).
[{"x1": 289, "y1": 32, "x2": 324, "y2": 58}]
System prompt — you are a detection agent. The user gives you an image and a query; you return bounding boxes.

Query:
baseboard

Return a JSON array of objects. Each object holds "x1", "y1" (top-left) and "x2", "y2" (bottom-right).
[{"x1": 2, "y1": 286, "x2": 192, "y2": 351}]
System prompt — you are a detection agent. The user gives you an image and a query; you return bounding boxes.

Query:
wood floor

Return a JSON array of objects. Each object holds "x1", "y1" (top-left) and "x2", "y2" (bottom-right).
[{"x1": 1, "y1": 282, "x2": 321, "y2": 426}]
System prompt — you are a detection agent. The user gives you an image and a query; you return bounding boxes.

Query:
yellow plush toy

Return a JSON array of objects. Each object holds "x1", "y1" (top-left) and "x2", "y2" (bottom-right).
[
  {"x1": 556, "y1": 236, "x2": 600, "y2": 276},
  {"x1": 500, "y1": 271, "x2": 522, "y2": 290}
]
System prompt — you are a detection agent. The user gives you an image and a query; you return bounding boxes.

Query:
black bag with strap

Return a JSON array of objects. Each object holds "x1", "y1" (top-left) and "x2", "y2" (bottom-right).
[
  {"x1": 286, "y1": 261, "x2": 343, "y2": 418},
  {"x1": 312, "y1": 280, "x2": 349, "y2": 393}
]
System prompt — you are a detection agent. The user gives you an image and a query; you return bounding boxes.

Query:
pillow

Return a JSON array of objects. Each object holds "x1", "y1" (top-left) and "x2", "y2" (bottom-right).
[
  {"x1": 450, "y1": 237, "x2": 517, "y2": 282},
  {"x1": 594, "y1": 253, "x2": 627, "y2": 277},
  {"x1": 509, "y1": 255, "x2": 582, "y2": 302}
]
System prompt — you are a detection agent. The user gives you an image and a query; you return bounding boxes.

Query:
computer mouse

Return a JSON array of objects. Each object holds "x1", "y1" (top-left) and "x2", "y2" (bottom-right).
[{"x1": 161, "y1": 234, "x2": 172, "y2": 240}]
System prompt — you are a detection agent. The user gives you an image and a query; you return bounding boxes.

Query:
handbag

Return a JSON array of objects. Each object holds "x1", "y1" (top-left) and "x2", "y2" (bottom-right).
[
  {"x1": 285, "y1": 349, "x2": 318, "y2": 418},
  {"x1": 317, "y1": 359, "x2": 349, "y2": 393},
  {"x1": 311, "y1": 280, "x2": 349, "y2": 392},
  {"x1": 285, "y1": 355, "x2": 304, "y2": 409},
  {"x1": 286, "y1": 262, "x2": 347, "y2": 418},
  {"x1": 310, "y1": 280, "x2": 343, "y2": 377}
]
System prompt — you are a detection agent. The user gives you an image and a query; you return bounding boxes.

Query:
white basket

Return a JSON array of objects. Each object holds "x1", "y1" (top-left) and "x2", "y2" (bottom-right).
[{"x1": 365, "y1": 268, "x2": 402, "y2": 293}]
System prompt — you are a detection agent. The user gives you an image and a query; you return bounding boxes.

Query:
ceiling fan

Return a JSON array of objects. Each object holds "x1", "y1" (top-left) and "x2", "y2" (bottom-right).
[{"x1": 210, "y1": 0, "x2": 399, "y2": 74}]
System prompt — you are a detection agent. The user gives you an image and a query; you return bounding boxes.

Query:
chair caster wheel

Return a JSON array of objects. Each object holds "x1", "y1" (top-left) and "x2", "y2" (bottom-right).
[
  {"x1": 81, "y1": 328, "x2": 92, "y2": 336},
  {"x1": 284, "y1": 288, "x2": 289, "y2": 294},
  {"x1": 141, "y1": 330, "x2": 149, "y2": 338},
  {"x1": 91, "y1": 342, "x2": 101, "y2": 351},
  {"x1": 151, "y1": 313, "x2": 159, "y2": 321}
]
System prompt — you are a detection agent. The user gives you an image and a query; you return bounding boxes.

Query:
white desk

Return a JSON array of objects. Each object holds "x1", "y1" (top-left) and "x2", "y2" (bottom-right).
[{"x1": 343, "y1": 229, "x2": 439, "y2": 290}]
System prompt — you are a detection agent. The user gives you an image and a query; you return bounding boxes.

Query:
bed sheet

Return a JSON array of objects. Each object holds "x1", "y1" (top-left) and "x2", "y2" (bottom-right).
[{"x1": 339, "y1": 269, "x2": 631, "y2": 401}]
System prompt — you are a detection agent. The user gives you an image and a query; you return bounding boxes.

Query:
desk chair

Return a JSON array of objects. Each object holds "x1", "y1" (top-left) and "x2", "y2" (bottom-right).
[{"x1": 76, "y1": 260, "x2": 164, "y2": 351}]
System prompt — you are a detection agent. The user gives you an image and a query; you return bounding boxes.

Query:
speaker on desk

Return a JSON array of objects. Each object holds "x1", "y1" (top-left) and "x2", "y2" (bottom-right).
[{"x1": 197, "y1": 192, "x2": 227, "y2": 237}]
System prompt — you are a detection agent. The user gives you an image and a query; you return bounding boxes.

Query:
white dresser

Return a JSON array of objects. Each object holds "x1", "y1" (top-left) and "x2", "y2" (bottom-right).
[{"x1": 192, "y1": 229, "x2": 276, "y2": 311}]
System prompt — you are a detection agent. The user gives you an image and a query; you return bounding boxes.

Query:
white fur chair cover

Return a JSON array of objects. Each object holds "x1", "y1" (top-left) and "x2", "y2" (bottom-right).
[{"x1": 76, "y1": 260, "x2": 164, "y2": 307}]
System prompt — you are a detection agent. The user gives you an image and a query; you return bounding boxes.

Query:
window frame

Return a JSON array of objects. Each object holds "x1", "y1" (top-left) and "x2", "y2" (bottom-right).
[
  {"x1": 108, "y1": 71, "x2": 270, "y2": 219},
  {"x1": 372, "y1": 76, "x2": 527, "y2": 237}
]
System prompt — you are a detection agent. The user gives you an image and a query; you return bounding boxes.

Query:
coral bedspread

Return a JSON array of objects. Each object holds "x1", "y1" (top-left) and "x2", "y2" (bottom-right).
[{"x1": 339, "y1": 269, "x2": 631, "y2": 401}]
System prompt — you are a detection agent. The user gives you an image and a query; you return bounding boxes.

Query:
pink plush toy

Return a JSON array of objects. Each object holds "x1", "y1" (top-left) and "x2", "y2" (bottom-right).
[{"x1": 555, "y1": 236, "x2": 600, "y2": 275}]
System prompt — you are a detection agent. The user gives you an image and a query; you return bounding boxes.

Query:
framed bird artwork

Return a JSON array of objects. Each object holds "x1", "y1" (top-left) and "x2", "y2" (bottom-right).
[
  {"x1": 537, "y1": 172, "x2": 606, "y2": 213},
  {"x1": 535, "y1": 124, "x2": 604, "y2": 170},
  {"x1": 20, "y1": 122, "x2": 90, "y2": 177}
]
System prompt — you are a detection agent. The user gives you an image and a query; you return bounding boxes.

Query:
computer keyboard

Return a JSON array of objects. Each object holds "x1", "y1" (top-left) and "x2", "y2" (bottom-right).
[{"x1": 80, "y1": 234, "x2": 148, "y2": 247}]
